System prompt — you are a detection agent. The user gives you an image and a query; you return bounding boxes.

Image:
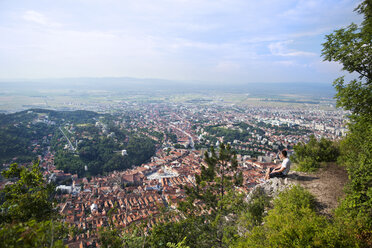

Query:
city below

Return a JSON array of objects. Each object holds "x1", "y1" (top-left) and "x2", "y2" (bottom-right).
[
  {"x1": 0, "y1": 1, "x2": 369, "y2": 247},
  {"x1": 0, "y1": 92, "x2": 348, "y2": 247}
]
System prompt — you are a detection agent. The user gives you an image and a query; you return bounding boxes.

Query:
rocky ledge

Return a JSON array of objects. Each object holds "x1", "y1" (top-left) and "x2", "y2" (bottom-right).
[{"x1": 246, "y1": 176, "x2": 293, "y2": 202}]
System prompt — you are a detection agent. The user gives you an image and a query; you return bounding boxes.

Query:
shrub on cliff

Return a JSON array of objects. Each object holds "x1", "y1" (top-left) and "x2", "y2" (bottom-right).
[
  {"x1": 233, "y1": 185, "x2": 359, "y2": 248},
  {"x1": 292, "y1": 135, "x2": 339, "y2": 172}
]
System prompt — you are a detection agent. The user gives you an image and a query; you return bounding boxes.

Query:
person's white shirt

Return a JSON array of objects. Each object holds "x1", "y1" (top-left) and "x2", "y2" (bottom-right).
[{"x1": 281, "y1": 158, "x2": 291, "y2": 175}]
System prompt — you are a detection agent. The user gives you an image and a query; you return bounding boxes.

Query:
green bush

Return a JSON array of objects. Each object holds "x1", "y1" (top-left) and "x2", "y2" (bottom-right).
[
  {"x1": 0, "y1": 162, "x2": 69, "y2": 247},
  {"x1": 293, "y1": 135, "x2": 339, "y2": 172},
  {"x1": 233, "y1": 186, "x2": 359, "y2": 248},
  {"x1": 0, "y1": 220, "x2": 69, "y2": 248},
  {"x1": 297, "y1": 156, "x2": 319, "y2": 172},
  {"x1": 238, "y1": 188, "x2": 271, "y2": 231},
  {"x1": 320, "y1": 0, "x2": 372, "y2": 244}
]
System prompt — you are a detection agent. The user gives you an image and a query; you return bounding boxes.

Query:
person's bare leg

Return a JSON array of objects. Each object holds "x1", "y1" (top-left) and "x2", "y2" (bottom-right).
[{"x1": 265, "y1": 168, "x2": 270, "y2": 180}]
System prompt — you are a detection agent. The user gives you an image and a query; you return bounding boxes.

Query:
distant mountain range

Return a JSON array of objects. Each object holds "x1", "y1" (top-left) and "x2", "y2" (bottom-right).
[{"x1": 0, "y1": 77, "x2": 335, "y2": 97}]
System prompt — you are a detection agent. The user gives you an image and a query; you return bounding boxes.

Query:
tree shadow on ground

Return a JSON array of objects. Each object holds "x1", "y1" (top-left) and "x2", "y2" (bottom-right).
[{"x1": 313, "y1": 199, "x2": 333, "y2": 218}]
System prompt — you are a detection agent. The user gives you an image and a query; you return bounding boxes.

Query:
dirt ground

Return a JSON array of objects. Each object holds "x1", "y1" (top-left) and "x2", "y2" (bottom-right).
[{"x1": 287, "y1": 163, "x2": 349, "y2": 217}]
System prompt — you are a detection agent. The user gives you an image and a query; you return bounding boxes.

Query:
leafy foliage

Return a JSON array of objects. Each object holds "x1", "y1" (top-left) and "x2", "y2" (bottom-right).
[
  {"x1": 98, "y1": 224, "x2": 146, "y2": 248},
  {"x1": 32, "y1": 109, "x2": 100, "y2": 125},
  {"x1": 0, "y1": 220, "x2": 69, "y2": 248},
  {"x1": 146, "y1": 143, "x2": 248, "y2": 248},
  {"x1": 322, "y1": 0, "x2": 372, "y2": 245},
  {"x1": 0, "y1": 162, "x2": 56, "y2": 223},
  {"x1": 0, "y1": 122, "x2": 54, "y2": 163},
  {"x1": 0, "y1": 109, "x2": 157, "y2": 177},
  {"x1": 165, "y1": 130, "x2": 178, "y2": 143},
  {"x1": 292, "y1": 134, "x2": 339, "y2": 172},
  {"x1": 204, "y1": 123, "x2": 264, "y2": 143},
  {"x1": 234, "y1": 186, "x2": 359, "y2": 248},
  {"x1": 256, "y1": 121, "x2": 311, "y2": 136},
  {"x1": 237, "y1": 187, "x2": 271, "y2": 231},
  {"x1": 53, "y1": 129, "x2": 157, "y2": 177},
  {"x1": 0, "y1": 162, "x2": 69, "y2": 247},
  {"x1": 167, "y1": 238, "x2": 190, "y2": 248},
  {"x1": 199, "y1": 123, "x2": 280, "y2": 156}
]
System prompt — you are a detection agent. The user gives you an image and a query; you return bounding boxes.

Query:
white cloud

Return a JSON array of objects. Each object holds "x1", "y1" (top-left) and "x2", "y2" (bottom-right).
[
  {"x1": 22, "y1": 10, "x2": 61, "y2": 27},
  {"x1": 0, "y1": 0, "x2": 362, "y2": 82},
  {"x1": 269, "y1": 40, "x2": 316, "y2": 57}
]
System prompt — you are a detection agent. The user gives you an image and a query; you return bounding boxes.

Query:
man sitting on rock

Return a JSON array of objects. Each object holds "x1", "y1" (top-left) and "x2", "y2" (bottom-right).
[{"x1": 265, "y1": 150, "x2": 291, "y2": 180}]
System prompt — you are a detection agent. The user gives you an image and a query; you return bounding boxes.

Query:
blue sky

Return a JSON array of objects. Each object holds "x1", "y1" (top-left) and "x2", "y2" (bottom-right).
[{"x1": 0, "y1": 0, "x2": 362, "y2": 83}]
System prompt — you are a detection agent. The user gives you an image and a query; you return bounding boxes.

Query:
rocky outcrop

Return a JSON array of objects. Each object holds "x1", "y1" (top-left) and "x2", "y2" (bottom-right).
[
  {"x1": 246, "y1": 177, "x2": 293, "y2": 202},
  {"x1": 246, "y1": 164, "x2": 348, "y2": 216}
]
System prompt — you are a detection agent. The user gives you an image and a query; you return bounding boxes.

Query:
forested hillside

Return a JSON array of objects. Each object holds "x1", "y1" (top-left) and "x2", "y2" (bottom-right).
[
  {"x1": 0, "y1": 109, "x2": 99, "y2": 163},
  {"x1": 0, "y1": 109, "x2": 157, "y2": 177}
]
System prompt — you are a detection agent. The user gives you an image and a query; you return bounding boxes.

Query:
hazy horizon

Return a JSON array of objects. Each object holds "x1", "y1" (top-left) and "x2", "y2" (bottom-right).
[
  {"x1": 0, "y1": 74, "x2": 352, "y2": 102},
  {"x1": 0, "y1": 0, "x2": 362, "y2": 84}
]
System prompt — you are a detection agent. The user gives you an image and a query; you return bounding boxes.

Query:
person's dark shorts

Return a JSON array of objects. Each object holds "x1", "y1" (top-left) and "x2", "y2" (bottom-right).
[{"x1": 269, "y1": 167, "x2": 285, "y2": 178}]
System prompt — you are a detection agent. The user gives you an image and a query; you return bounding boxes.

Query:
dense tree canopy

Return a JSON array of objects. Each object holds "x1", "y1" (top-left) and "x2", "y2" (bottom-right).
[
  {"x1": 322, "y1": 0, "x2": 372, "y2": 245},
  {"x1": 0, "y1": 122, "x2": 54, "y2": 163},
  {"x1": 54, "y1": 135, "x2": 157, "y2": 177},
  {"x1": 292, "y1": 134, "x2": 339, "y2": 172},
  {"x1": 0, "y1": 162, "x2": 56, "y2": 223},
  {"x1": 0, "y1": 162, "x2": 69, "y2": 247},
  {"x1": 322, "y1": 0, "x2": 372, "y2": 119}
]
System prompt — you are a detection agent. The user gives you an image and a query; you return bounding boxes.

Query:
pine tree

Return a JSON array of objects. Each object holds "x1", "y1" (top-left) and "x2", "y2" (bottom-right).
[{"x1": 148, "y1": 143, "x2": 247, "y2": 248}]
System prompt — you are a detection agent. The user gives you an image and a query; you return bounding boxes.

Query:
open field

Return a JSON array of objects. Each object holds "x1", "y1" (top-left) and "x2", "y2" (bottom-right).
[{"x1": 0, "y1": 84, "x2": 336, "y2": 113}]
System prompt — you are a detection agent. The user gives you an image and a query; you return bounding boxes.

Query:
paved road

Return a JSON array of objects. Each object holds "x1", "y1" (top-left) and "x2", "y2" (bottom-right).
[{"x1": 59, "y1": 127, "x2": 76, "y2": 151}]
